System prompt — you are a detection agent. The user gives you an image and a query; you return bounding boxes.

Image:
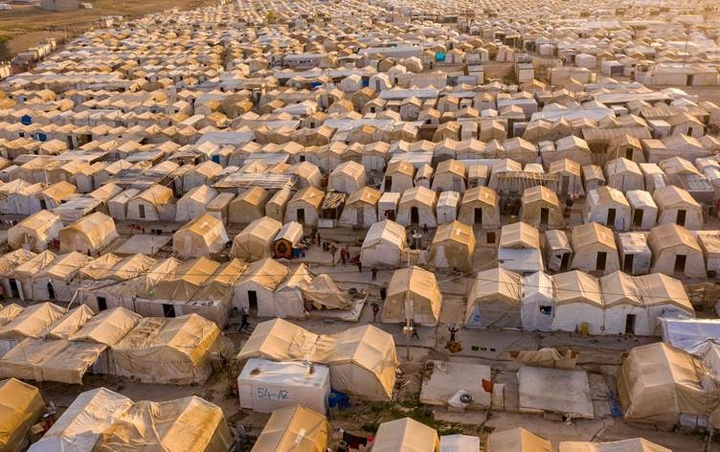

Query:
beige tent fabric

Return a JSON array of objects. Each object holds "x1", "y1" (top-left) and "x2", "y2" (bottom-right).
[
  {"x1": 148, "y1": 257, "x2": 220, "y2": 302},
  {"x1": 635, "y1": 273, "x2": 693, "y2": 311},
  {"x1": 7, "y1": 210, "x2": 62, "y2": 251},
  {"x1": 29, "y1": 388, "x2": 133, "y2": 452},
  {"x1": 252, "y1": 406, "x2": 329, "y2": 452},
  {"x1": 231, "y1": 216, "x2": 282, "y2": 261},
  {"x1": 0, "y1": 304, "x2": 23, "y2": 328},
  {"x1": 487, "y1": 427, "x2": 552, "y2": 452},
  {"x1": 78, "y1": 253, "x2": 122, "y2": 281},
  {"x1": 0, "y1": 302, "x2": 66, "y2": 339},
  {"x1": 520, "y1": 185, "x2": 564, "y2": 228},
  {"x1": 617, "y1": 342, "x2": 720, "y2": 427},
  {"x1": 193, "y1": 259, "x2": 247, "y2": 303},
  {"x1": 300, "y1": 274, "x2": 352, "y2": 310},
  {"x1": 69, "y1": 307, "x2": 142, "y2": 346},
  {"x1": 59, "y1": 212, "x2": 119, "y2": 254},
  {"x1": 239, "y1": 258, "x2": 289, "y2": 291},
  {"x1": 559, "y1": 438, "x2": 671, "y2": 452},
  {"x1": 112, "y1": 314, "x2": 221, "y2": 384},
  {"x1": 499, "y1": 221, "x2": 540, "y2": 249},
  {"x1": 45, "y1": 305, "x2": 95, "y2": 340},
  {"x1": 0, "y1": 378, "x2": 45, "y2": 452},
  {"x1": 372, "y1": 417, "x2": 440, "y2": 452},
  {"x1": 11, "y1": 250, "x2": 56, "y2": 280},
  {"x1": 0, "y1": 338, "x2": 106, "y2": 384},
  {"x1": 553, "y1": 271, "x2": 603, "y2": 307},
  {"x1": 173, "y1": 213, "x2": 229, "y2": 258},
  {"x1": 511, "y1": 348, "x2": 578, "y2": 370},
  {"x1": 385, "y1": 266, "x2": 442, "y2": 326},
  {"x1": 466, "y1": 268, "x2": 522, "y2": 327},
  {"x1": 237, "y1": 319, "x2": 398, "y2": 400},
  {"x1": 93, "y1": 396, "x2": 232, "y2": 452},
  {"x1": 428, "y1": 221, "x2": 475, "y2": 271},
  {"x1": 107, "y1": 254, "x2": 157, "y2": 281},
  {"x1": 0, "y1": 249, "x2": 36, "y2": 276}
]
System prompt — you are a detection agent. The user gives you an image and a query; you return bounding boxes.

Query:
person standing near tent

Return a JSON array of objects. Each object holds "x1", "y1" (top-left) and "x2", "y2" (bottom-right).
[
  {"x1": 340, "y1": 247, "x2": 347, "y2": 266},
  {"x1": 240, "y1": 308, "x2": 250, "y2": 331},
  {"x1": 371, "y1": 267, "x2": 378, "y2": 281},
  {"x1": 371, "y1": 303, "x2": 379, "y2": 322},
  {"x1": 448, "y1": 325, "x2": 458, "y2": 342},
  {"x1": 331, "y1": 243, "x2": 337, "y2": 263}
]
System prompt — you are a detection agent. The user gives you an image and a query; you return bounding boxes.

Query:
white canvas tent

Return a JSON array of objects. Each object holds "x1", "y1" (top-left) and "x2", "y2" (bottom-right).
[
  {"x1": 384, "y1": 267, "x2": 442, "y2": 326},
  {"x1": 570, "y1": 222, "x2": 620, "y2": 273},
  {"x1": 59, "y1": 212, "x2": 118, "y2": 256},
  {"x1": 237, "y1": 358, "x2": 331, "y2": 414},
  {"x1": 466, "y1": 268, "x2": 522, "y2": 329},
  {"x1": 498, "y1": 222, "x2": 543, "y2": 273},
  {"x1": 583, "y1": 186, "x2": 631, "y2": 231},
  {"x1": 8, "y1": 210, "x2": 62, "y2": 252},
  {"x1": 172, "y1": 213, "x2": 229, "y2": 258},
  {"x1": 251, "y1": 406, "x2": 329, "y2": 452},
  {"x1": 521, "y1": 271, "x2": 554, "y2": 332},
  {"x1": 396, "y1": 186, "x2": 437, "y2": 227},
  {"x1": 552, "y1": 271, "x2": 604, "y2": 335},
  {"x1": 237, "y1": 319, "x2": 398, "y2": 401},
  {"x1": 427, "y1": 220, "x2": 475, "y2": 271},
  {"x1": 360, "y1": 220, "x2": 408, "y2": 268},
  {"x1": 372, "y1": 417, "x2": 440, "y2": 452},
  {"x1": 648, "y1": 223, "x2": 706, "y2": 278},
  {"x1": 487, "y1": 427, "x2": 552, "y2": 452},
  {"x1": 29, "y1": 388, "x2": 134, "y2": 452},
  {"x1": 231, "y1": 217, "x2": 282, "y2": 262}
]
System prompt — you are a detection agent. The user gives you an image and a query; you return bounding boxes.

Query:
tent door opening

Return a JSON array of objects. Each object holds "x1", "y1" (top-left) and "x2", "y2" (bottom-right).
[
  {"x1": 384, "y1": 176, "x2": 392, "y2": 191},
  {"x1": 623, "y1": 254, "x2": 634, "y2": 273},
  {"x1": 384, "y1": 209, "x2": 395, "y2": 221},
  {"x1": 561, "y1": 175, "x2": 569, "y2": 195},
  {"x1": 625, "y1": 314, "x2": 636, "y2": 335},
  {"x1": 39, "y1": 199, "x2": 47, "y2": 210},
  {"x1": 297, "y1": 208, "x2": 305, "y2": 224},
  {"x1": 676, "y1": 209, "x2": 686, "y2": 227},
  {"x1": 139, "y1": 204, "x2": 146, "y2": 219},
  {"x1": 632, "y1": 209, "x2": 643, "y2": 228},
  {"x1": 486, "y1": 231, "x2": 496, "y2": 244},
  {"x1": 410, "y1": 206, "x2": 419, "y2": 224},
  {"x1": 674, "y1": 255, "x2": 687, "y2": 274},
  {"x1": 474, "y1": 208, "x2": 483, "y2": 224},
  {"x1": 596, "y1": 252, "x2": 607, "y2": 271},
  {"x1": 560, "y1": 252, "x2": 571, "y2": 271},
  {"x1": 47, "y1": 282, "x2": 55, "y2": 299},
  {"x1": 162, "y1": 304, "x2": 176, "y2": 318},
  {"x1": 8, "y1": 279, "x2": 19, "y2": 298},
  {"x1": 607, "y1": 208, "x2": 616, "y2": 227},
  {"x1": 248, "y1": 290, "x2": 258, "y2": 312},
  {"x1": 357, "y1": 208, "x2": 364, "y2": 226},
  {"x1": 97, "y1": 297, "x2": 108, "y2": 311},
  {"x1": 540, "y1": 207, "x2": 549, "y2": 226}
]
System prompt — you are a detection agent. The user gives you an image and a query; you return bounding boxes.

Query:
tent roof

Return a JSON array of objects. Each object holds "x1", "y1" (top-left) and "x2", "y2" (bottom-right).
[
  {"x1": 149, "y1": 257, "x2": 220, "y2": 301},
  {"x1": 600, "y1": 271, "x2": 642, "y2": 307},
  {"x1": 93, "y1": 396, "x2": 230, "y2": 452},
  {"x1": 470, "y1": 268, "x2": 522, "y2": 305},
  {"x1": 372, "y1": 417, "x2": 439, "y2": 452},
  {"x1": 0, "y1": 378, "x2": 45, "y2": 452},
  {"x1": 648, "y1": 223, "x2": 701, "y2": 252},
  {"x1": 387, "y1": 266, "x2": 441, "y2": 303},
  {"x1": 61, "y1": 212, "x2": 118, "y2": 249},
  {"x1": 252, "y1": 405, "x2": 329, "y2": 452},
  {"x1": 488, "y1": 427, "x2": 552, "y2": 452},
  {"x1": 79, "y1": 253, "x2": 122, "y2": 281},
  {"x1": 500, "y1": 222, "x2": 540, "y2": 249},
  {"x1": 432, "y1": 220, "x2": 474, "y2": 247},
  {"x1": 69, "y1": 307, "x2": 142, "y2": 346},
  {"x1": 239, "y1": 258, "x2": 289, "y2": 290},
  {"x1": 399, "y1": 186, "x2": 437, "y2": 208},
  {"x1": 653, "y1": 185, "x2": 701, "y2": 210},
  {"x1": 571, "y1": 222, "x2": 617, "y2": 250},
  {"x1": 12, "y1": 249, "x2": 56, "y2": 277},
  {"x1": 113, "y1": 315, "x2": 220, "y2": 365},
  {"x1": 31, "y1": 387, "x2": 133, "y2": 452},
  {"x1": 237, "y1": 216, "x2": 282, "y2": 243},
  {"x1": 45, "y1": 305, "x2": 95, "y2": 340},
  {"x1": 363, "y1": 220, "x2": 406, "y2": 248},
  {"x1": 588, "y1": 186, "x2": 629, "y2": 207},
  {"x1": 553, "y1": 271, "x2": 603, "y2": 307},
  {"x1": 462, "y1": 185, "x2": 498, "y2": 207},
  {"x1": 41, "y1": 251, "x2": 94, "y2": 280},
  {"x1": 0, "y1": 302, "x2": 66, "y2": 339},
  {"x1": 346, "y1": 186, "x2": 381, "y2": 206},
  {"x1": 0, "y1": 249, "x2": 36, "y2": 274},
  {"x1": 522, "y1": 185, "x2": 559, "y2": 207},
  {"x1": 635, "y1": 273, "x2": 693, "y2": 311},
  {"x1": 558, "y1": 438, "x2": 671, "y2": 452}
]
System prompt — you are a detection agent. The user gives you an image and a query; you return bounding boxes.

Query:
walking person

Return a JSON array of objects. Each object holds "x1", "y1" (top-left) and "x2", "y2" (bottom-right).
[
  {"x1": 371, "y1": 302, "x2": 379, "y2": 322},
  {"x1": 423, "y1": 223, "x2": 429, "y2": 235},
  {"x1": 357, "y1": 259, "x2": 362, "y2": 273},
  {"x1": 411, "y1": 322, "x2": 420, "y2": 340},
  {"x1": 331, "y1": 243, "x2": 337, "y2": 263},
  {"x1": 340, "y1": 247, "x2": 347, "y2": 266},
  {"x1": 371, "y1": 267, "x2": 378, "y2": 281}
]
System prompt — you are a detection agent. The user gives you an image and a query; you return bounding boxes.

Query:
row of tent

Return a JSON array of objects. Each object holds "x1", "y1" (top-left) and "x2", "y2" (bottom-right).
[
  {"x1": 0, "y1": 243, "x2": 354, "y2": 326},
  {"x1": 382, "y1": 265, "x2": 693, "y2": 336},
  {"x1": 0, "y1": 303, "x2": 221, "y2": 385},
  {"x1": 250, "y1": 405, "x2": 672, "y2": 452},
  {"x1": 0, "y1": 379, "x2": 232, "y2": 452}
]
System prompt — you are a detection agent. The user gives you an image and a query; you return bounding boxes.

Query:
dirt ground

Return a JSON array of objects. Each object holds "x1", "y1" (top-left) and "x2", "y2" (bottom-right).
[{"x1": 0, "y1": 0, "x2": 212, "y2": 59}]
